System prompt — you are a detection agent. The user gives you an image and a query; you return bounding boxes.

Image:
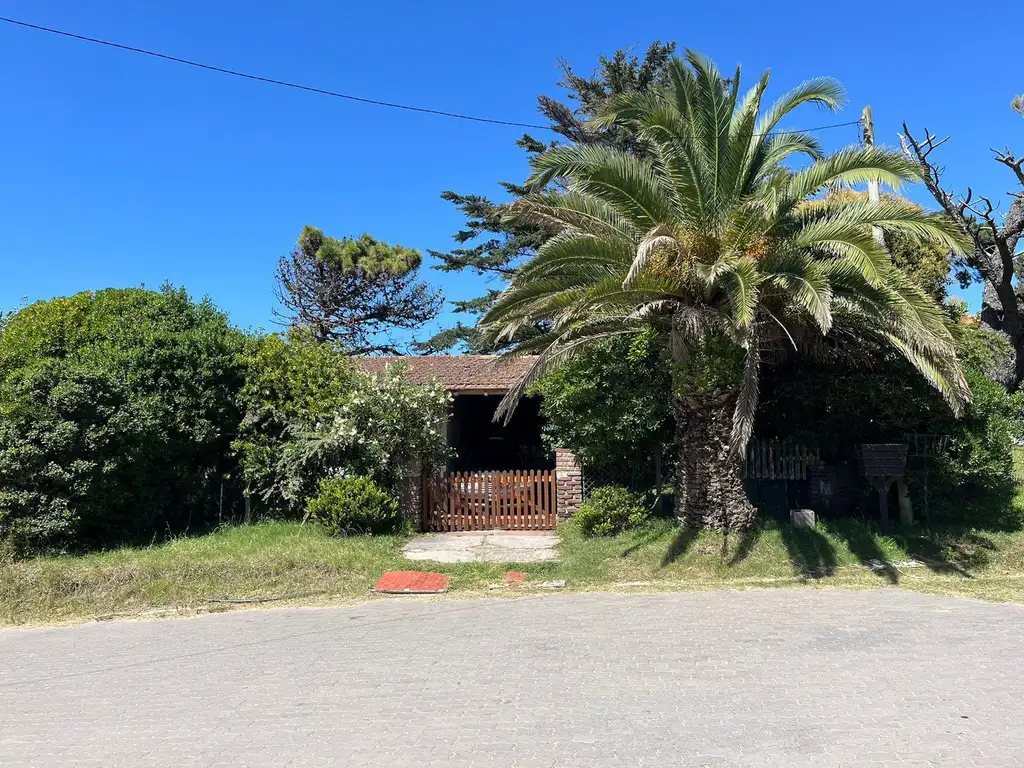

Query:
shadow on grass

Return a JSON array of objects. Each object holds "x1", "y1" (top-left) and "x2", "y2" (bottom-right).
[
  {"x1": 823, "y1": 521, "x2": 899, "y2": 584},
  {"x1": 661, "y1": 526, "x2": 700, "y2": 567},
  {"x1": 726, "y1": 524, "x2": 763, "y2": 566},
  {"x1": 619, "y1": 524, "x2": 672, "y2": 558},
  {"x1": 892, "y1": 530, "x2": 979, "y2": 578},
  {"x1": 778, "y1": 524, "x2": 838, "y2": 579},
  {"x1": 904, "y1": 478, "x2": 1021, "y2": 575},
  {"x1": 823, "y1": 519, "x2": 993, "y2": 582}
]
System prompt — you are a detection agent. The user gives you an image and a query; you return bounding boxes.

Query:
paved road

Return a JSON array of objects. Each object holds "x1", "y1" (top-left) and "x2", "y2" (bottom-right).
[{"x1": 2, "y1": 590, "x2": 1023, "y2": 767}]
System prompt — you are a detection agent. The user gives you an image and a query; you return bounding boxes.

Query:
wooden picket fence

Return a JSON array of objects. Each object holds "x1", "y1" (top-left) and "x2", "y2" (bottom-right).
[
  {"x1": 742, "y1": 439, "x2": 821, "y2": 480},
  {"x1": 422, "y1": 469, "x2": 557, "y2": 531}
]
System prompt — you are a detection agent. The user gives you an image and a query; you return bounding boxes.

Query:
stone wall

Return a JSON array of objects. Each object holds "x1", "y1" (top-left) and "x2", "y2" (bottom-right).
[{"x1": 555, "y1": 448, "x2": 583, "y2": 521}]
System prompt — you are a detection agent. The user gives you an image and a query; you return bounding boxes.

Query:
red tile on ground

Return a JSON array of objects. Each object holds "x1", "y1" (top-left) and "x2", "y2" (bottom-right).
[
  {"x1": 373, "y1": 571, "x2": 449, "y2": 594},
  {"x1": 504, "y1": 571, "x2": 527, "y2": 586}
]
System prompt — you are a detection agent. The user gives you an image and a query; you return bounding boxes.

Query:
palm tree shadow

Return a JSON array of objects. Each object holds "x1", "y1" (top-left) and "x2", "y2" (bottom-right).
[
  {"x1": 824, "y1": 522, "x2": 899, "y2": 584},
  {"x1": 898, "y1": 530, "x2": 977, "y2": 579},
  {"x1": 619, "y1": 525, "x2": 672, "y2": 558},
  {"x1": 661, "y1": 526, "x2": 700, "y2": 567},
  {"x1": 726, "y1": 524, "x2": 763, "y2": 566},
  {"x1": 778, "y1": 524, "x2": 838, "y2": 580}
]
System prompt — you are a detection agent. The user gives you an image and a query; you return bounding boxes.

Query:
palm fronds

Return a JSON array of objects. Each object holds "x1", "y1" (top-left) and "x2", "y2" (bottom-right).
[{"x1": 481, "y1": 52, "x2": 970, "y2": 456}]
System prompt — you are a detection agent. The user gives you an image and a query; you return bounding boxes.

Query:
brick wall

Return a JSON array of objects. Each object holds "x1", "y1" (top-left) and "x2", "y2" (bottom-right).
[{"x1": 555, "y1": 448, "x2": 583, "y2": 521}]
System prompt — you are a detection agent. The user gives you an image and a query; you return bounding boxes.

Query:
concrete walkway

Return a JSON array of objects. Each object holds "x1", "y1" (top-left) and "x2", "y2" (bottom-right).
[
  {"x1": 402, "y1": 530, "x2": 559, "y2": 563},
  {"x1": 3, "y1": 590, "x2": 1024, "y2": 766}
]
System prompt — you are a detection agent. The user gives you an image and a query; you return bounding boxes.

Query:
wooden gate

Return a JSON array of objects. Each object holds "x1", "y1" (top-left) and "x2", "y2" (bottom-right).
[{"x1": 423, "y1": 470, "x2": 557, "y2": 531}]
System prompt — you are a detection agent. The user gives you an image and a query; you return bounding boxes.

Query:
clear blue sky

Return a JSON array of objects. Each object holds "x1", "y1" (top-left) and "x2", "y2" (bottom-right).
[{"x1": 1, "y1": 1, "x2": 1020, "y2": 339}]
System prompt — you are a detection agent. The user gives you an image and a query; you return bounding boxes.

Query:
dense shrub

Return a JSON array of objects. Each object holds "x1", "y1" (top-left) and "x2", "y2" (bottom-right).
[
  {"x1": 235, "y1": 336, "x2": 450, "y2": 517},
  {"x1": 0, "y1": 287, "x2": 248, "y2": 554},
  {"x1": 757, "y1": 321, "x2": 1024, "y2": 522},
  {"x1": 304, "y1": 475, "x2": 401, "y2": 535},
  {"x1": 530, "y1": 330, "x2": 673, "y2": 479},
  {"x1": 574, "y1": 485, "x2": 650, "y2": 537}
]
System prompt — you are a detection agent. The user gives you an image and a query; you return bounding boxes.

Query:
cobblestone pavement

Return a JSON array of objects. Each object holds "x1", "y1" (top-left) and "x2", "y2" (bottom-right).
[{"x1": 3, "y1": 589, "x2": 1023, "y2": 767}]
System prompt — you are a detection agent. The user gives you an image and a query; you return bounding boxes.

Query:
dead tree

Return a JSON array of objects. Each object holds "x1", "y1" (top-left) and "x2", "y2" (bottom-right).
[{"x1": 901, "y1": 124, "x2": 1024, "y2": 389}]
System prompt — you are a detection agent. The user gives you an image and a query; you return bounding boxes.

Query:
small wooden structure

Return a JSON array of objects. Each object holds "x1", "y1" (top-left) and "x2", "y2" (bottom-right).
[
  {"x1": 860, "y1": 444, "x2": 908, "y2": 527},
  {"x1": 422, "y1": 469, "x2": 557, "y2": 532}
]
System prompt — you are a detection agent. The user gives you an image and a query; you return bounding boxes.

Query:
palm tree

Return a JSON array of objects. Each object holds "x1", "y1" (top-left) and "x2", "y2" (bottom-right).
[{"x1": 480, "y1": 51, "x2": 972, "y2": 531}]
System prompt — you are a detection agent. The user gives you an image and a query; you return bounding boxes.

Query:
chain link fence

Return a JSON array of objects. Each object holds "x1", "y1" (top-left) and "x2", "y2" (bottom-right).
[{"x1": 581, "y1": 452, "x2": 674, "y2": 515}]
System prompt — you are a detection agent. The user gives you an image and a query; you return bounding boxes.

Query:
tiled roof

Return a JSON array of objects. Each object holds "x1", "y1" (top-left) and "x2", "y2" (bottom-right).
[{"x1": 355, "y1": 355, "x2": 538, "y2": 394}]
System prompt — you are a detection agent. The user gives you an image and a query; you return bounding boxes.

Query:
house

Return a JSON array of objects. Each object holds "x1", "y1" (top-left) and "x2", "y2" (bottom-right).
[{"x1": 356, "y1": 355, "x2": 582, "y2": 531}]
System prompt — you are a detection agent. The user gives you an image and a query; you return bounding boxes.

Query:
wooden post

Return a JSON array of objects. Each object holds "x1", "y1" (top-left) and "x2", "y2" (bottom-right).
[
  {"x1": 862, "y1": 105, "x2": 886, "y2": 248},
  {"x1": 877, "y1": 481, "x2": 889, "y2": 528},
  {"x1": 897, "y1": 477, "x2": 914, "y2": 528},
  {"x1": 868, "y1": 477, "x2": 893, "y2": 528}
]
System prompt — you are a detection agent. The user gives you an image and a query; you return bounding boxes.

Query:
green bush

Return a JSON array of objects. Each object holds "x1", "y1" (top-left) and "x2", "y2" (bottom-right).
[
  {"x1": 574, "y1": 485, "x2": 649, "y2": 537},
  {"x1": 0, "y1": 286, "x2": 248, "y2": 555},
  {"x1": 756, "y1": 322, "x2": 1024, "y2": 526},
  {"x1": 234, "y1": 336, "x2": 450, "y2": 518},
  {"x1": 529, "y1": 331, "x2": 673, "y2": 479},
  {"x1": 304, "y1": 475, "x2": 401, "y2": 536}
]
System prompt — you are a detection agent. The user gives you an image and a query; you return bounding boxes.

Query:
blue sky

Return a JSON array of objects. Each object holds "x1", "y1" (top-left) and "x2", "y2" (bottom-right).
[{"x1": 1, "y1": 1, "x2": 1020, "y2": 340}]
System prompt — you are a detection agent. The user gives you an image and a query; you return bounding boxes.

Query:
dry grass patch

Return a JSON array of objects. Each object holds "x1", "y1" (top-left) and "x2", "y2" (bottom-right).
[{"x1": 5, "y1": 516, "x2": 1024, "y2": 627}]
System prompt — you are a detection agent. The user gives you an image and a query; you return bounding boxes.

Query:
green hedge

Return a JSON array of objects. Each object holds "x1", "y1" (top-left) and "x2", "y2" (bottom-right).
[
  {"x1": 0, "y1": 287, "x2": 248, "y2": 554},
  {"x1": 574, "y1": 486, "x2": 650, "y2": 537}
]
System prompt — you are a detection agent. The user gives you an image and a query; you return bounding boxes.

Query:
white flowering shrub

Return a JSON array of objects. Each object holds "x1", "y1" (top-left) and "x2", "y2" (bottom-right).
[{"x1": 235, "y1": 336, "x2": 451, "y2": 518}]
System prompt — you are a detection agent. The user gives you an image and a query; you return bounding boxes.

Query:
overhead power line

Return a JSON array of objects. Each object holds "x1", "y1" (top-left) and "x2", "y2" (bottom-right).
[
  {"x1": 0, "y1": 16, "x2": 550, "y2": 129},
  {"x1": 0, "y1": 15, "x2": 862, "y2": 137}
]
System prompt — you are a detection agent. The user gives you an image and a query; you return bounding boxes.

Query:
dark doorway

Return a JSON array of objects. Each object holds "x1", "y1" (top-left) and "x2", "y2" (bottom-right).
[{"x1": 447, "y1": 395, "x2": 553, "y2": 471}]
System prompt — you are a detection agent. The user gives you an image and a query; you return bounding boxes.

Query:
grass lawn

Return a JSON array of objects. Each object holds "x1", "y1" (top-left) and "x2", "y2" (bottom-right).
[{"x1": 5, "y1": 511, "x2": 1024, "y2": 626}]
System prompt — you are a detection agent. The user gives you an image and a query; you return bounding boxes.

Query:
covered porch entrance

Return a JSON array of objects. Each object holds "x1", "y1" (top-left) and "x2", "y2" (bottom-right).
[
  {"x1": 427, "y1": 393, "x2": 556, "y2": 531},
  {"x1": 356, "y1": 356, "x2": 577, "y2": 532}
]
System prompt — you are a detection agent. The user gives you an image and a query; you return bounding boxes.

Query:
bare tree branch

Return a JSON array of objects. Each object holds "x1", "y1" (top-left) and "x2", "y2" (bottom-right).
[
  {"x1": 994, "y1": 148, "x2": 1024, "y2": 187},
  {"x1": 902, "y1": 123, "x2": 1024, "y2": 389},
  {"x1": 900, "y1": 125, "x2": 980, "y2": 244}
]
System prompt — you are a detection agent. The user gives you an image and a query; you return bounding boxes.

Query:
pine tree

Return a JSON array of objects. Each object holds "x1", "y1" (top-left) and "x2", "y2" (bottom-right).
[
  {"x1": 416, "y1": 42, "x2": 677, "y2": 353},
  {"x1": 275, "y1": 226, "x2": 443, "y2": 354}
]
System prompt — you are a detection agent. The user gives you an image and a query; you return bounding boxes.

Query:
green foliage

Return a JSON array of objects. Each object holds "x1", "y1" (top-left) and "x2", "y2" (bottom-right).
[
  {"x1": 275, "y1": 226, "x2": 443, "y2": 354},
  {"x1": 886, "y1": 229, "x2": 951, "y2": 300},
  {"x1": 530, "y1": 331, "x2": 672, "y2": 473},
  {"x1": 298, "y1": 227, "x2": 421, "y2": 277},
  {"x1": 757, "y1": 323, "x2": 1024, "y2": 518},
  {"x1": 419, "y1": 42, "x2": 677, "y2": 353},
  {"x1": 671, "y1": 337, "x2": 746, "y2": 400},
  {"x1": 936, "y1": 367, "x2": 1022, "y2": 493},
  {"x1": 574, "y1": 485, "x2": 649, "y2": 537},
  {"x1": 823, "y1": 191, "x2": 952, "y2": 300},
  {"x1": 235, "y1": 336, "x2": 450, "y2": 517},
  {"x1": 304, "y1": 475, "x2": 401, "y2": 536},
  {"x1": 0, "y1": 287, "x2": 247, "y2": 555},
  {"x1": 481, "y1": 51, "x2": 970, "y2": 466}
]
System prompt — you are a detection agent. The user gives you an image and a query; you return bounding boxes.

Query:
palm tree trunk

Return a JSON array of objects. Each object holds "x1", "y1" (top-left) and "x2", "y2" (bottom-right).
[{"x1": 674, "y1": 391, "x2": 757, "y2": 531}]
